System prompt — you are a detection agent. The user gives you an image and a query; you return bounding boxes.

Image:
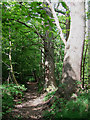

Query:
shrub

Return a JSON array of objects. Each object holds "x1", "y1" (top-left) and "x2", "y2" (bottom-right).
[
  {"x1": 43, "y1": 91, "x2": 89, "y2": 120},
  {"x1": 1, "y1": 84, "x2": 27, "y2": 115}
]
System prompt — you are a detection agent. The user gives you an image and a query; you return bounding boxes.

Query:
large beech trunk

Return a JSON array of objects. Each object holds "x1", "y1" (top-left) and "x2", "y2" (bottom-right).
[{"x1": 60, "y1": 1, "x2": 85, "y2": 98}]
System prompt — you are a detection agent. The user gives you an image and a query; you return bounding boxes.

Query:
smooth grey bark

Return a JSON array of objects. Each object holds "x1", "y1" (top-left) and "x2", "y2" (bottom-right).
[{"x1": 60, "y1": 1, "x2": 85, "y2": 98}]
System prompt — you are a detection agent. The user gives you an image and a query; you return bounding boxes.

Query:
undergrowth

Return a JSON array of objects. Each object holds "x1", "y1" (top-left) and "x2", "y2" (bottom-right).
[
  {"x1": 43, "y1": 90, "x2": 89, "y2": 120},
  {"x1": 1, "y1": 84, "x2": 27, "y2": 116}
]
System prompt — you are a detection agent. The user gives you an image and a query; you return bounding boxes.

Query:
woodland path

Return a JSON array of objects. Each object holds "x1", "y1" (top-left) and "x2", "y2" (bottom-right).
[{"x1": 10, "y1": 82, "x2": 48, "y2": 120}]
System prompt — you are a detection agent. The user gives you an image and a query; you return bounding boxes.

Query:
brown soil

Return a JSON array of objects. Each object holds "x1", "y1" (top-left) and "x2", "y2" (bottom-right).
[{"x1": 10, "y1": 82, "x2": 48, "y2": 120}]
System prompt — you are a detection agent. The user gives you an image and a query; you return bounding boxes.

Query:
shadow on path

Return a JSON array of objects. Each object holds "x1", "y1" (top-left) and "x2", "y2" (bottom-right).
[{"x1": 8, "y1": 82, "x2": 47, "y2": 120}]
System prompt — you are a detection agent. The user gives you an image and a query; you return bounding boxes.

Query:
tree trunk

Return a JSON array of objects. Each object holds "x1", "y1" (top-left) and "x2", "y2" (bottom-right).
[
  {"x1": 44, "y1": 27, "x2": 57, "y2": 91},
  {"x1": 43, "y1": 4, "x2": 57, "y2": 91},
  {"x1": 87, "y1": 1, "x2": 90, "y2": 113},
  {"x1": 82, "y1": 44, "x2": 88, "y2": 88},
  {"x1": 60, "y1": 1, "x2": 85, "y2": 99},
  {"x1": 9, "y1": 31, "x2": 18, "y2": 85},
  {"x1": 44, "y1": 34, "x2": 57, "y2": 91}
]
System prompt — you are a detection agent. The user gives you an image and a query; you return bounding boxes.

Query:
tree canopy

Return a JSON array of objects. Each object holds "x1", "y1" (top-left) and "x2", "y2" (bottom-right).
[{"x1": 1, "y1": 1, "x2": 89, "y2": 120}]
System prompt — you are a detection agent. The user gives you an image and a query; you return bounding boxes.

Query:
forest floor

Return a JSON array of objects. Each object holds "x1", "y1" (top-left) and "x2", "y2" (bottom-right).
[{"x1": 8, "y1": 82, "x2": 48, "y2": 120}]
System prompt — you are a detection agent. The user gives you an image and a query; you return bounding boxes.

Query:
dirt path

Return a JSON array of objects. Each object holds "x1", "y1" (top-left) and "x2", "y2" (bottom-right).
[{"x1": 11, "y1": 82, "x2": 48, "y2": 120}]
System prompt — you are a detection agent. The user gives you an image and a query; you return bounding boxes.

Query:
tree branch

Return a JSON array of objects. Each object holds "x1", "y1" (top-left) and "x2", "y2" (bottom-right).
[
  {"x1": 55, "y1": 9, "x2": 66, "y2": 15},
  {"x1": 2, "y1": 61, "x2": 10, "y2": 68},
  {"x1": 16, "y1": 20, "x2": 45, "y2": 40},
  {"x1": 45, "y1": 0, "x2": 66, "y2": 46}
]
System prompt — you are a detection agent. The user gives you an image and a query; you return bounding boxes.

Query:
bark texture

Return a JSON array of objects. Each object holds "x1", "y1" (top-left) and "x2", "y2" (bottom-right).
[
  {"x1": 44, "y1": 30, "x2": 57, "y2": 91},
  {"x1": 43, "y1": 3, "x2": 57, "y2": 91},
  {"x1": 60, "y1": 1, "x2": 85, "y2": 99}
]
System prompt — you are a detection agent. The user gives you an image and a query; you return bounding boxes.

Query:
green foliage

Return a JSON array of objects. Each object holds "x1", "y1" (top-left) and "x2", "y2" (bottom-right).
[
  {"x1": 2, "y1": 2, "x2": 44, "y2": 84},
  {"x1": 26, "y1": 77, "x2": 35, "y2": 82},
  {"x1": 44, "y1": 91, "x2": 56, "y2": 101},
  {"x1": 2, "y1": 1, "x2": 66, "y2": 86},
  {"x1": 43, "y1": 91, "x2": 89, "y2": 119},
  {"x1": 37, "y1": 82, "x2": 44, "y2": 93},
  {"x1": 60, "y1": 1, "x2": 68, "y2": 10},
  {"x1": 2, "y1": 2, "x2": 89, "y2": 120},
  {"x1": 61, "y1": 96, "x2": 88, "y2": 118},
  {"x1": 81, "y1": 38, "x2": 89, "y2": 88},
  {"x1": 1, "y1": 84, "x2": 26, "y2": 115},
  {"x1": 54, "y1": 39, "x2": 65, "y2": 85},
  {"x1": 2, "y1": 93, "x2": 14, "y2": 115}
]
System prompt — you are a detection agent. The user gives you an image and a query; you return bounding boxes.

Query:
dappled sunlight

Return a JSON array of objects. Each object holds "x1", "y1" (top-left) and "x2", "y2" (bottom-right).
[
  {"x1": 2, "y1": 1, "x2": 88, "y2": 120},
  {"x1": 11, "y1": 83, "x2": 48, "y2": 119}
]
